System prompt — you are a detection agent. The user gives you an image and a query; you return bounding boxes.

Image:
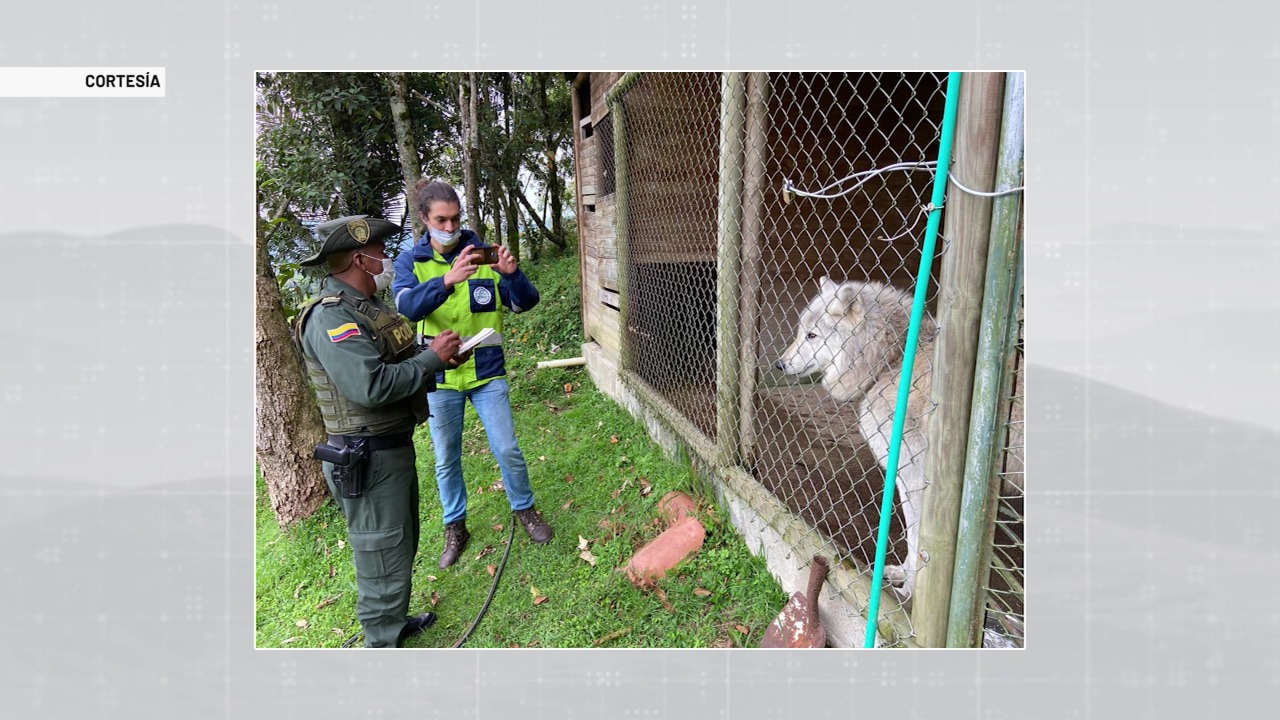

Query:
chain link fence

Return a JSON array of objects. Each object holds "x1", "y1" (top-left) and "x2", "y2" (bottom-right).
[
  {"x1": 583, "y1": 71, "x2": 1025, "y2": 646},
  {"x1": 607, "y1": 72, "x2": 949, "y2": 643},
  {"x1": 752, "y1": 72, "x2": 947, "y2": 641},
  {"x1": 610, "y1": 72, "x2": 723, "y2": 440}
]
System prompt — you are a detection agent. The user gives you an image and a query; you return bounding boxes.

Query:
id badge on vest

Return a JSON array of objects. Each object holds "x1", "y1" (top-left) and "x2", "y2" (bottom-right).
[{"x1": 467, "y1": 278, "x2": 498, "y2": 313}]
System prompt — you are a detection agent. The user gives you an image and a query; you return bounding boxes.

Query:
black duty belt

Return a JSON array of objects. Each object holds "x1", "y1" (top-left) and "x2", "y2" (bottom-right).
[{"x1": 328, "y1": 432, "x2": 413, "y2": 452}]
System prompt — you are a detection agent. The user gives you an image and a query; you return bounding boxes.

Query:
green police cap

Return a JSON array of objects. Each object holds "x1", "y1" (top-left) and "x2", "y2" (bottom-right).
[{"x1": 298, "y1": 215, "x2": 401, "y2": 267}]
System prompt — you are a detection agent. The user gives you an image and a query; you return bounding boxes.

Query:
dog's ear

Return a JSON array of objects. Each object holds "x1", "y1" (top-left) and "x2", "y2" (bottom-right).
[
  {"x1": 819, "y1": 276, "x2": 837, "y2": 294},
  {"x1": 835, "y1": 282, "x2": 860, "y2": 308},
  {"x1": 824, "y1": 281, "x2": 859, "y2": 316}
]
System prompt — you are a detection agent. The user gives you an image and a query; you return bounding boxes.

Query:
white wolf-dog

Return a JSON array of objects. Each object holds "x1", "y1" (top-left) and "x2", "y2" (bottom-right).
[{"x1": 775, "y1": 277, "x2": 935, "y2": 600}]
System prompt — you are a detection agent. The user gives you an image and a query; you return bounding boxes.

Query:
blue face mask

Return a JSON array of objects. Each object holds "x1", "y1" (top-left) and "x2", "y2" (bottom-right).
[{"x1": 429, "y1": 227, "x2": 462, "y2": 249}]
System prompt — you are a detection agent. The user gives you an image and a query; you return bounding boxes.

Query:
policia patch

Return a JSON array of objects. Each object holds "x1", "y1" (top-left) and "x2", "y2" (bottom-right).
[{"x1": 347, "y1": 218, "x2": 370, "y2": 244}]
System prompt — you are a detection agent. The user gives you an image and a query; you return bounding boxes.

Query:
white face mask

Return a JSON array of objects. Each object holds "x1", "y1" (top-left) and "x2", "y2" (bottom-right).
[
  {"x1": 360, "y1": 254, "x2": 395, "y2": 292},
  {"x1": 429, "y1": 226, "x2": 462, "y2": 249}
]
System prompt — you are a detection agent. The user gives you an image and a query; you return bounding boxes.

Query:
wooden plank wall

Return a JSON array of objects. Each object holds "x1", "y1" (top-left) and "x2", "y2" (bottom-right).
[{"x1": 576, "y1": 72, "x2": 625, "y2": 357}]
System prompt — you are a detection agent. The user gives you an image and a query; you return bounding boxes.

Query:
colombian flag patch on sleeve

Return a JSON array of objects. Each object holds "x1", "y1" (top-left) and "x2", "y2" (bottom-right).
[{"x1": 327, "y1": 323, "x2": 361, "y2": 342}]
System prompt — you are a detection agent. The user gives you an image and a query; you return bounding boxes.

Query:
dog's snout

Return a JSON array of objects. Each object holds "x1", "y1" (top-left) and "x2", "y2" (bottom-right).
[{"x1": 774, "y1": 360, "x2": 785, "y2": 371}]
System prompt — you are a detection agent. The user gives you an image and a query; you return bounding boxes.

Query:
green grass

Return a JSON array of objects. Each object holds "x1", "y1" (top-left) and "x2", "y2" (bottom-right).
[{"x1": 255, "y1": 244, "x2": 786, "y2": 648}]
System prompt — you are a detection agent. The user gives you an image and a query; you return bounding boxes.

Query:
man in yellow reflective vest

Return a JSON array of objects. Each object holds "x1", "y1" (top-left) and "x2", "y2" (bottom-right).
[{"x1": 393, "y1": 179, "x2": 554, "y2": 568}]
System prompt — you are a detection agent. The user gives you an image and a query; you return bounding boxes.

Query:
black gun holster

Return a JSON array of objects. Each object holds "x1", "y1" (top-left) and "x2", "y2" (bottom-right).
[{"x1": 313, "y1": 436, "x2": 370, "y2": 499}]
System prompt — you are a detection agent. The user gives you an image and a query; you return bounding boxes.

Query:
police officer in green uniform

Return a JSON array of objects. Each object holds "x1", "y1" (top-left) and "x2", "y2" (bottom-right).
[{"x1": 293, "y1": 215, "x2": 463, "y2": 648}]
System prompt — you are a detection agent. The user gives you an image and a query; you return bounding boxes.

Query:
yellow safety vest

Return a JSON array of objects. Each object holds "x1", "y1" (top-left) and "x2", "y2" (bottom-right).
[{"x1": 410, "y1": 254, "x2": 507, "y2": 391}]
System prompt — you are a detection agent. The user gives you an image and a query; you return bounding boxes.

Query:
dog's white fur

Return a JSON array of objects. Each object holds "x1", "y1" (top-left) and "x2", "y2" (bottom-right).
[{"x1": 776, "y1": 277, "x2": 934, "y2": 600}]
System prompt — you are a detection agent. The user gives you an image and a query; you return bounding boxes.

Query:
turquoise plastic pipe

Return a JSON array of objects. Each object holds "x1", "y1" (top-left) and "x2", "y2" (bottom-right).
[{"x1": 864, "y1": 71, "x2": 962, "y2": 648}]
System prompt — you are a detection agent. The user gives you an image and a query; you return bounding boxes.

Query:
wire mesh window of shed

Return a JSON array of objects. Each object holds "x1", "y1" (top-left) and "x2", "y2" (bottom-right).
[
  {"x1": 611, "y1": 72, "x2": 950, "y2": 640},
  {"x1": 614, "y1": 72, "x2": 723, "y2": 442}
]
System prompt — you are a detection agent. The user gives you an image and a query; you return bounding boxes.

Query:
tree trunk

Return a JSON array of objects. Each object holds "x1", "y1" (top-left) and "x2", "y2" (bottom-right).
[
  {"x1": 459, "y1": 77, "x2": 480, "y2": 239},
  {"x1": 387, "y1": 72, "x2": 423, "y2": 241},
  {"x1": 505, "y1": 183, "x2": 522, "y2": 262},
  {"x1": 490, "y1": 184, "x2": 503, "y2": 244},
  {"x1": 513, "y1": 187, "x2": 566, "y2": 249},
  {"x1": 465, "y1": 73, "x2": 483, "y2": 240},
  {"x1": 548, "y1": 148, "x2": 563, "y2": 240},
  {"x1": 255, "y1": 217, "x2": 329, "y2": 526},
  {"x1": 538, "y1": 74, "x2": 565, "y2": 241}
]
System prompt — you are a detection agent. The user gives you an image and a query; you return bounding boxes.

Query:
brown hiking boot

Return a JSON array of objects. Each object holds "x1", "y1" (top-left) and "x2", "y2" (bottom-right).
[
  {"x1": 514, "y1": 507, "x2": 554, "y2": 545},
  {"x1": 439, "y1": 520, "x2": 470, "y2": 568}
]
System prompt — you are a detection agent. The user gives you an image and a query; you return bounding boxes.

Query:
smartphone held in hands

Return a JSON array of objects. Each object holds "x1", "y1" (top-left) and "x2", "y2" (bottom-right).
[{"x1": 475, "y1": 246, "x2": 500, "y2": 264}]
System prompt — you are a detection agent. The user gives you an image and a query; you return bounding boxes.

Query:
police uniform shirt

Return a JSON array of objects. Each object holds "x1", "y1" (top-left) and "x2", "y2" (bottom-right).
[{"x1": 300, "y1": 277, "x2": 442, "y2": 428}]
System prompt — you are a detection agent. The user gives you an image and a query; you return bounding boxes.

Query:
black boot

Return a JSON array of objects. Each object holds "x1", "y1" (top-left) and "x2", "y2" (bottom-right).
[{"x1": 396, "y1": 612, "x2": 438, "y2": 647}]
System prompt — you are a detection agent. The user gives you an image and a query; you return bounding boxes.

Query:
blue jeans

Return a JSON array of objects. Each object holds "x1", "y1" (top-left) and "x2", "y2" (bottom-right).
[{"x1": 427, "y1": 378, "x2": 534, "y2": 524}]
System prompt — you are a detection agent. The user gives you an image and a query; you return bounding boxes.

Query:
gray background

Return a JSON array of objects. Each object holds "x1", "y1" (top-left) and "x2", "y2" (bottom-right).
[{"x1": 1, "y1": 0, "x2": 1276, "y2": 717}]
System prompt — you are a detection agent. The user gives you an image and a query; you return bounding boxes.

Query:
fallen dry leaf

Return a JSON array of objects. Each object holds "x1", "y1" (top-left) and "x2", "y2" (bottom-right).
[
  {"x1": 537, "y1": 455, "x2": 547, "y2": 461},
  {"x1": 492, "y1": 524, "x2": 504, "y2": 532},
  {"x1": 610, "y1": 436, "x2": 619, "y2": 444},
  {"x1": 490, "y1": 480, "x2": 505, "y2": 492},
  {"x1": 564, "y1": 383, "x2": 573, "y2": 394},
  {"x1": 654, "y1": 588, "x2": 674, "y2": 611},
  {"x1": 564, "y1": 474, "x2": 574, "y2": 484},
  {"x1": 294, "y1": 581, "x2": 307, "y2": 599},
  {"x1": 639, "y1": 478, "x2": 652, "y2": 497},
  {"x1": 579, "y1": 550, "x2": 597, "y2": 566},
  {"x1": 430, "y1": 592, "x2": 440, "y2": 607},
  {"x1": 337, "y1": 539, "x2": 345, "y2": 551},
  {"x1": 329, "y1": 565, "x2": 336, "y2": 578},
  {"x1": 530, "y1": 586, "x2": 540, "y2": 598},
  {"x1": 533, "y1": 595, "x2": 549, "y2": 605},
  {"x1": 578, "y1": 535, "x2": 590, "y2": 551},
  {"x1": 561, "y1": 498, "x2": 573, "y2": 510},
  {"x1": 295, "y1": 619, "x2": 309, "y2": 629},
  {"x1": 331, "y1": 628, "x2": 345, "y2": 636},
  {"x1": 282, "y1": 637, "x2": 298, "y2": 645},
  {"x1": 475, "y1": 546, "x2": 496, "y2": 560},
  {"x1": 316, "y1": 594, "x2": 342, "y2": 610},
  {"x1": 693, "y1": 588, "x2": 712, "y2": 597},
  {"x1": 425, "y1": 575, "x2": 437, "y2": 582},
  {"x1": 487, "y1": 564, "x2": 496, "y2": 577},
  {"x1": 734, "y1": 624, "x2": 749, "y2": 635}
]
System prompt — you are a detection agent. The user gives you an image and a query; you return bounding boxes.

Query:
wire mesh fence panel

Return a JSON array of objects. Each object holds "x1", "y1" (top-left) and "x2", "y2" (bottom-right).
[
  {"x1": 750, "y1": 72, "x2": 948, "y2": 638},
  {"x1": 614, "y1": 73, "x2": 724, "y2": 443},
  {"x1": 608, "y1": 72, "x2": 960, "y2": 644},
  {"x1": 983, "y1": 288, "x2": 1025, "y2": 648}
]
